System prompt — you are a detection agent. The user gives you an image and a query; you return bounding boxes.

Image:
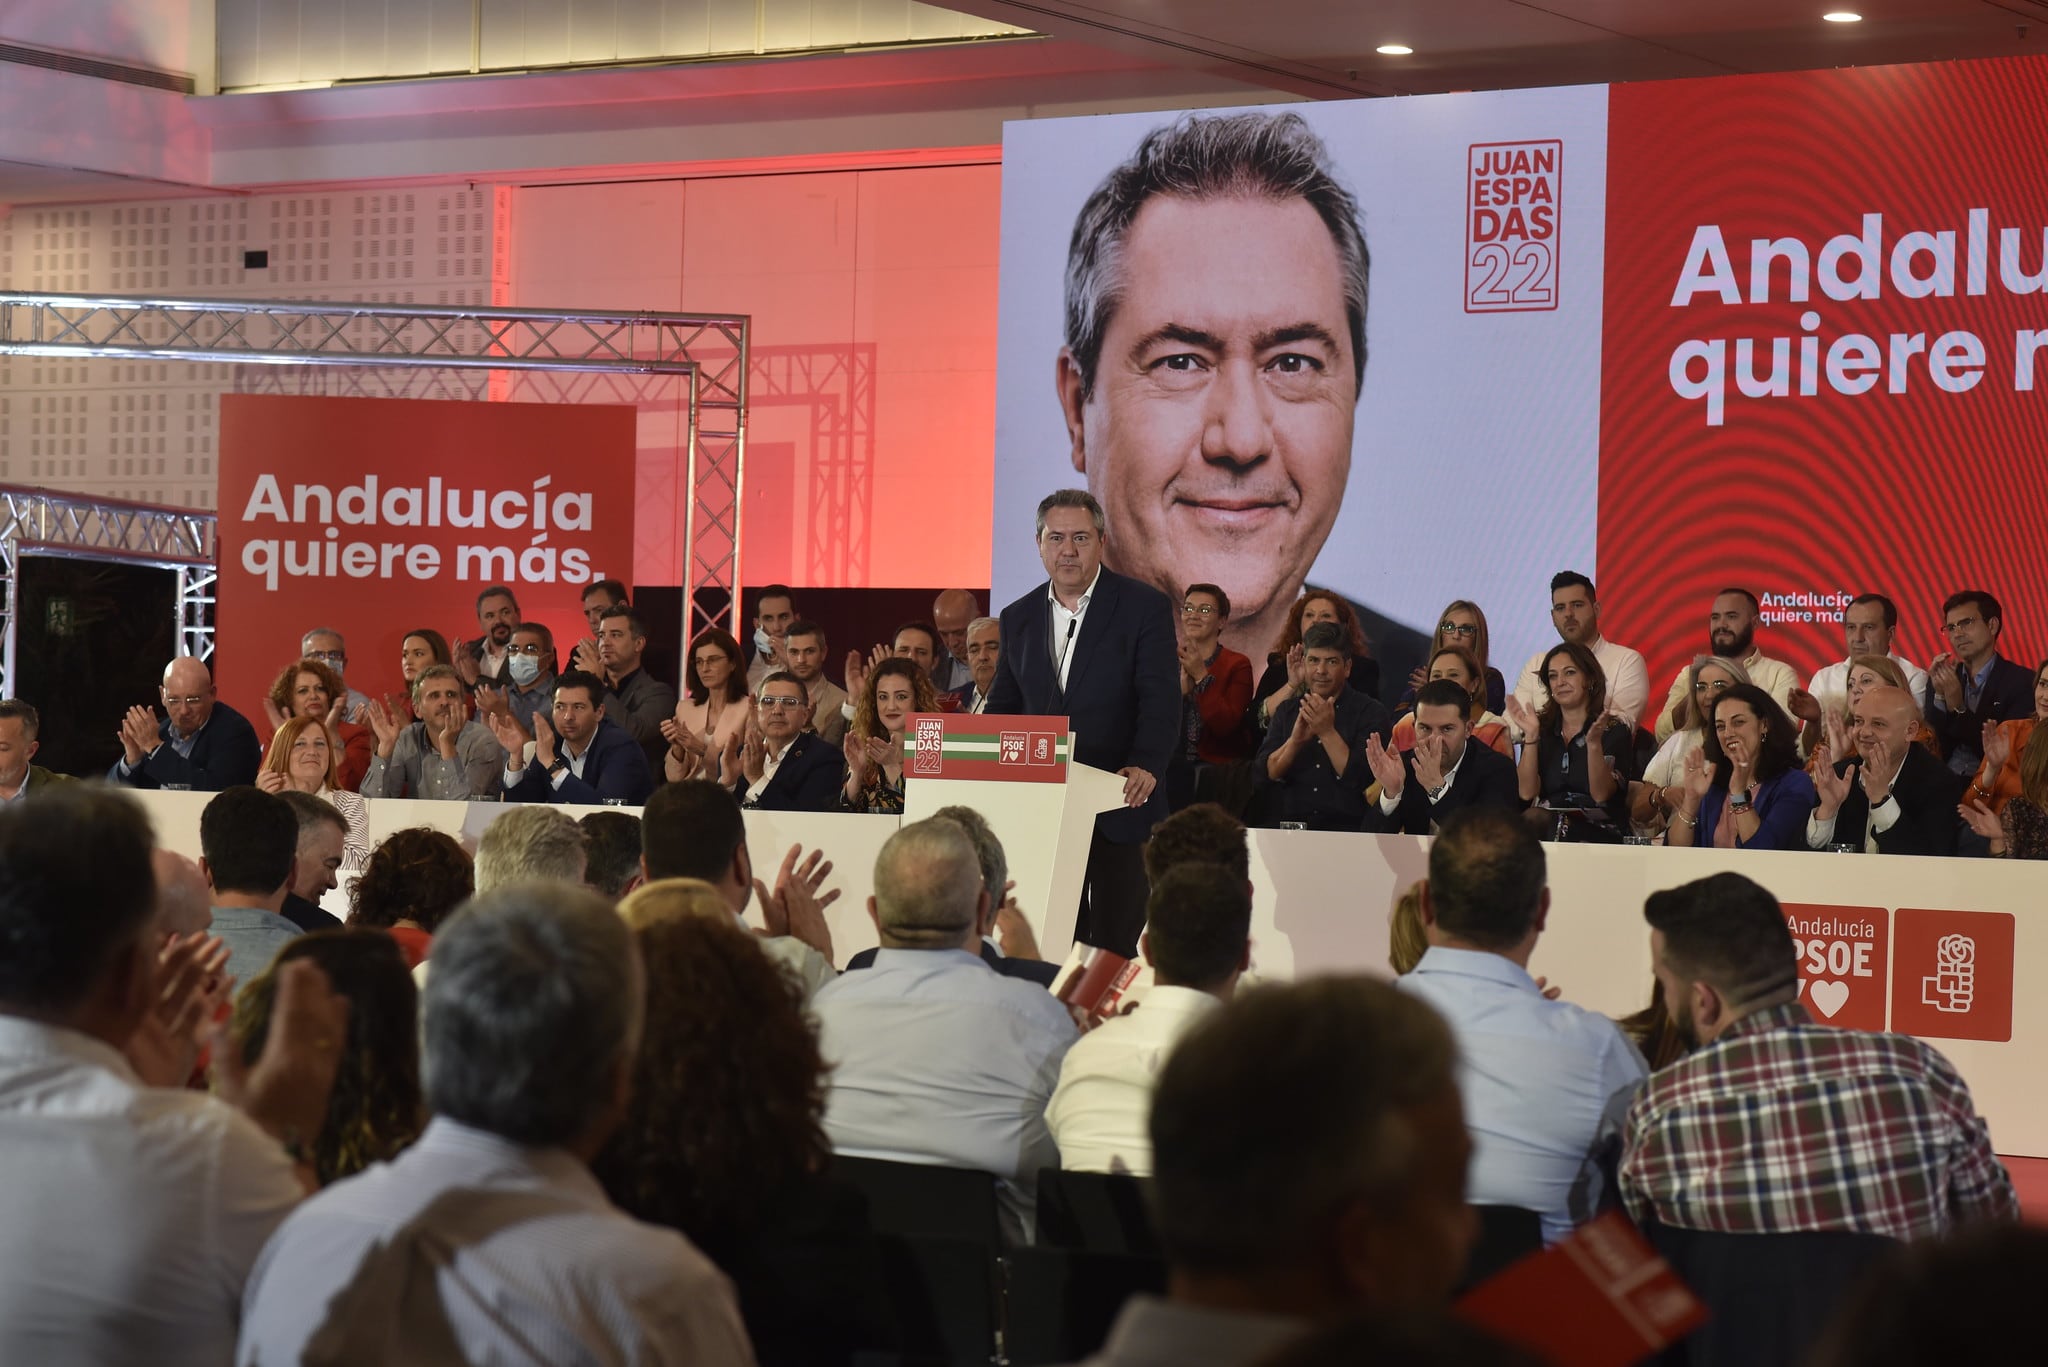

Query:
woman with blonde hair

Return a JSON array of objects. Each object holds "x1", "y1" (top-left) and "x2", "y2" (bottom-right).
[
  {"x1": 1805, "y1": 654, "x2": 1941, "y2": 776},
  {"x1": 1399, "y1": 600, "x2": 1506, "y2": 715},
  {"x1": 1632, "y1": 655, "x2": 1749, "y2": 835},
  {"x1": 1962, "y1": 716, "x2": 2048, "y2": 860},
  {"x1": 258, "y1": 715, "x2": 368, "y2": 868}
]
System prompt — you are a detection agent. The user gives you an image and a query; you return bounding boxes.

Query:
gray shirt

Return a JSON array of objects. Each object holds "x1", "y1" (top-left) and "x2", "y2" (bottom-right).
[
  {"x1": 209, "y1": 906, "x2": 301, "y2": 993},
  {"x1": 606, "y1": 668, "x2": 679, "y2": 766},
  {"x1": 361, "y1": 720, "x2": 505, "y2": 801}
]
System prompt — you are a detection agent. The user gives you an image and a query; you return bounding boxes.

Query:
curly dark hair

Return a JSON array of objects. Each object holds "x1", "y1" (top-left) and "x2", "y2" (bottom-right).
[
  {"x1": 1267, "y1": 586, "x2": 1370, "y2": 662},
  {"x1": 267, "y1": 657, "x2": 346, "y2": 720},
  {"x1": 231, "y1": 929, "x2": 423, "y2": 1184},
  {"x1": 1701, "y1": 683, "x2": 1801, "y2": 784},
  {"x1": 591, "y1": 912, "x2": 829, "y2": 1260},
  {"x1": 350, "y1": 827, "x2": 473, "y2": 932}
]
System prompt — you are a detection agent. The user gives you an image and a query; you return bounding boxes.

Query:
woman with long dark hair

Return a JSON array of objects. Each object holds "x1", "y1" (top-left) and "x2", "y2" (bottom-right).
[{"x1": 1667, "y1": 683, "x2": 1815, "y2": 851}]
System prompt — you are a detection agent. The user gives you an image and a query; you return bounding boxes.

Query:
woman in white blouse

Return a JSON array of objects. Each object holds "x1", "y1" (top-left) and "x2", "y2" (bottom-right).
[
  {"x1": 1631, "y1": 655, "x2": 1749, "y2": 837},
  {"x1": 257, "y1": 715, "x2": 370, "y2": 870}
]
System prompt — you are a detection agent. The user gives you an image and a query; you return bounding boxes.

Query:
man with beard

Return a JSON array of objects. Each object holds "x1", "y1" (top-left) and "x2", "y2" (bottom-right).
[
  {"x1": 1510, "y1": 572, "x2": 1651, "y2": 736},
  {"x1": 496, "y1": 670, "x2": 655, "y2": 806},
  {"x1": 1621, "y1": 872, "x2": 2013, "y2": 1239},
  {"x1": 1651, "y1": 588, "x2": 1798, "y2": 743},
  {"x1": 362, "y1": 665, "x2": 507, "y2": 800},
  {"x1": 454, "y1": 585, "x2": 522, "y2": 689},
  {"x1": 1056, "y1": 109, "x2": 1429, "y2": 700}
]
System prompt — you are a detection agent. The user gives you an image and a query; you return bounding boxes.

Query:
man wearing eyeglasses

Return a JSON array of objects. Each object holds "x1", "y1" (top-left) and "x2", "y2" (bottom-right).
[
  {"x1": 298, "y1": 627, "x2": 373, "y2": 718},
  {"x1": 1927, "y1": 589, "x2": 2035, "y2": 775},
  {"x1": 734, "y1": 673, "x2": 847, "y2": 813},
  {"x1": 109, "y1": 656, "x2": 262, "y2": 791},
  {"x1": 1168, "y1": 583, "x2": 1254, "y2": 811}
]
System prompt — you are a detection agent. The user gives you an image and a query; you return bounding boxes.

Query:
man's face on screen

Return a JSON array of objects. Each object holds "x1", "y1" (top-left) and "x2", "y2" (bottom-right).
[{"x1": 1062, "y1": 193, "x2": 1357, "y2": 640}]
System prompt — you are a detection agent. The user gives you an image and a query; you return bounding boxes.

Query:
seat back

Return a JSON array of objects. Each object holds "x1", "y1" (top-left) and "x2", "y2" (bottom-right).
[
  {"x1": 1458, "y1": 1204, "x2": 1545, "y2": 1292},
  {"x1": 872, "y1": 1234, "x2": 1000, "y2": 1367},
  {"x1": 835, "y1": 1155, "x2": 1004, "y2": 1248},
  {"x1": 1003, "y1": 1246, "x2": 1167, "y2": 1367},
  {"x1": 1034, "y1": 1167, "x2": 1161, "y2": 1257},
  {"x1": 1646, "y1": 1223, "x2": 1899, "y2": 1367}
]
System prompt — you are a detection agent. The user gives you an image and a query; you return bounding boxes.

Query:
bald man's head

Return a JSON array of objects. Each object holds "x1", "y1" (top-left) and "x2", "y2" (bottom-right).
[
  {"x1": 150, "y1": 849, "x2": 212, "y2": 936},
  {"x1": 1850, "y1": 684, "x2": 1918, "y2": 767},
  {"x1": 160, "y1": 657, "x2": 217, "y2": 738},
  {"x1": 932, "y1": 589, "x2": 982, "y2": 662}
]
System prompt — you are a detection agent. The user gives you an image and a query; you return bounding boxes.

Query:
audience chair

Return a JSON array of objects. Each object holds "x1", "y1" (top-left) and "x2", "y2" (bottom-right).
[
  {"x1": 872, "y1": 1234, "x2": 1001, "y2": 1367},
  {"x1": 1034, "y1": 1167, "x2": 1161, "y2": 1257},
  {"x1": 835, "y1": 1156, "x2": 1005, "y2": 1249},
  {"x1": 1456, "y1": 1204, "x2": 1545, "y2": 1293},
  {"x1": 1003, "y1": 1246, "x2": 1168, "y2": 1366},
  {"x1": 1644, "y1": 1220, "x2": 1898, "y2": 1367}
]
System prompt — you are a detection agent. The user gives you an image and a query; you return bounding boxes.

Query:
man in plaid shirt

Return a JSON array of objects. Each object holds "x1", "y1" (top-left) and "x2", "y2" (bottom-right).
[{"x1": 1620, "y1": 872, "x2": 2017, "y2": 1239}]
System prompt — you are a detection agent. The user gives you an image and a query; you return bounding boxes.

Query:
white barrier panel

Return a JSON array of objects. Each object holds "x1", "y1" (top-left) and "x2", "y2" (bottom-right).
[{"x1": 130, "y1": 792, "x2": 2048, "y2": 1156}]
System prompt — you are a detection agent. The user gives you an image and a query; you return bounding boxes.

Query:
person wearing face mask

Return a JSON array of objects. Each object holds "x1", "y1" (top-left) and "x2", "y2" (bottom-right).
[
  {"x1": 1663, "y1": 685, "x2": 1813, "y2": 851},
  {"x1": 480, "y1": 621, "x2": 558, "y2": 739}
]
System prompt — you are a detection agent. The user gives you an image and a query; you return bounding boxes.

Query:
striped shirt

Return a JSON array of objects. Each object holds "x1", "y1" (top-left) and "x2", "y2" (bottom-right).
[{"x1": 1619, "y1": 1002, "x2": 2017, "y2": 1239}]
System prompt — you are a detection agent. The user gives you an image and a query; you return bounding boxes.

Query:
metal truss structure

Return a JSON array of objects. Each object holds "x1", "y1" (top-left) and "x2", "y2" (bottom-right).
[
  {"x1": 0, "y1": 486, "x2": 217, "y2": 698},
  {"x1": 0, "y1": 291, "x2": 752, "y2": 655}
]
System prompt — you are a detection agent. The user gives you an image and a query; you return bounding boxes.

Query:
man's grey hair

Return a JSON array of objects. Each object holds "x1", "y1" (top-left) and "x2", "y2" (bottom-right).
[
  {"x1": 422, "y1": 882, "x2": 641, "y2": 1146},
  {"x1": 277, "y1": 788, "x2": 347, "y2": 840},
  {"x1": 300, "y1": 626, "x2": 344, "y2": 651},
  {"x1": 476, "y1": 807, "x2": 587, "y2": 893},
  {"x1": 932, "y1": 805, "x2": 1007, "y2": 903},
  {"x1": 1035, "y1": 488, "x2": 1106, "y2": 539},
  {"x1": 967, "y1": 616, "x2": 999, "y2": 638},
  {"x1": 1064, "y1": 110, "x2": 1370, "y2": 404},
  {"x1": 873, "y1": 818, "x2": 985, "y2": 943}
]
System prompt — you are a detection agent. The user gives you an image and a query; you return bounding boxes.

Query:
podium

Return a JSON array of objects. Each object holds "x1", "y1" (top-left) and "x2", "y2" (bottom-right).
[{"x1": 900, "y1": 712, "x2": 1127, "y2": 962}]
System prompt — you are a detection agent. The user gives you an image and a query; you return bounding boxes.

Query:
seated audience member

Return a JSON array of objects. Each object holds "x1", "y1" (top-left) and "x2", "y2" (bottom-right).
[
  {"x1": 452, "y1": 583, "x2": 522, "y2": 689},
  {"x1": 781, "y1": 619, "x2": 848, "y2": 745},
  {"x1": 1387, "y1": 884, "x2": 1427, "y2": 976},
  {"x1": 1504, "y1": 642, "x2": 1632, "y2": 841},
  {"x1": 593, "y1": 903, "x2": 896, "y2": 1367},
  {"x1": 1509, "y1": 572, "x2": 1650, "y2": 734},
  {"x1": 1088, "y1": 978, "x2": 1474, "y2": 1366},
  {"x1": 579, "y1": 810, "x2": 644, "y2": 900},
  {"x1": 0, "y1": 698, "x2": 68, "y2": 802},
  {"x1": 812, "y1": 820, "x2": 1077, "y2": 1231},
  {"x1": 350, "y1": 827, "x2": 474, "y2": 967},
  {"x1": 1396, "y1": 810, "x2": 1646, "y2": 1244},
  {"x1": 1963, "y1": 718, "x2": 2048, "y2": 859},
  {"x1": 1962, "y1": 654, "x2": 2048, "y2": 814},
  {"x1": 1621, "y1": 872, "x2": 2016, "y2": 1237},
  {"x1": 258, "y1": 716, "x2": 369, "y2": 868},
  {"x1": 1651, "y1": 588, "x2": 1798, "y2": 743},
  {"x1": 593, "y1": 604, "x2": 679, "y2": 770},
  {"x1": 841, "y1": 657, "x2": 935, "y2": 814},
  {"x1": 152, "y1": 847, "x2": 215, "y2": 937},
  {"x1": 1927, "y1": 589, "x2": 2037, "y2": 774},
  {"x1": 494, "y1": 670, "x2": 656, "y2": 806},
  {"x1": 1255, "y1": 622, "x2": 1390, "y2": 830},
  {"x1": 232, "y1": 930, "x2": 424, "y2": 1185},
  {"x1": 1666, "y1": 684, "x2": 1816, "y2": 851},
  {"x1": 1400, "y1": 600, "x2": 1509, "y2": 716},
  {"x1": 300, "y1": 626, "x2": 374, "y2": 716},
  {"x1": 476, "y1": 806, "x2": 587, "y2": 893},
  {"x1": 1807, "y1": 685, "x2": 1969, "y2": 855},
  {"x1": 845, "y1": 804, "x2": 1053, "y2": 985},
  {"x1": 931, "y1": 588, "x2": 981, "y2": 695},
  {"x1": 1169, "y1": 583, "x2": 1255, "y2": 809},
  {"x1": 955, "y1": 616, "x2": 1001, "y2": 715},
  {"x1": 1633, "y1": 656, "x2": 1749, "y2": 835},
  {"x1": 734, "y1": 672, "x2": 845, "y2": 812},
  {"x1": 1047, "y1": 865, "x2": 1251, "y2": 1175},
  {"x1": 665, "y1": 628, "x2": 750, "y2": 779},
  {"x1": 200, "y1": 785, "x2": 304, "y2": 988},
  {"x1": 277, "y1": 790, "x2": 347, "y2": 932},
  {"x1": 361, "y1": 665, "x2": 505, "y2": 801},
  {"x1": 0, "y1": 786, "x2": 345, "y2": 1367},
  {"x1": 580, "y1": 577, "x2": 630, "y2": 651},
  {"x1": 1805, "y1": 1224, "x2": 2048, "y2": 1367},
  {"x1": 1790, "y1": 592, "x2": 1930, "y2": 726},
  {"x1": 1390, "y1": 645, "x2": 1510, "y2": 758},
  {"x1": 394, "y1": 627, "x2": 454, "y2": 704},
  {"x1": 111, "y1": 656, "x2": 262, "y2": 790},
  {"x1": 263, "y1": 657, "x2": 372, "y2": 792},
  {"x1": 641, "y1": 780, "x2": 838, "y2": 995},
  {"x1": 744, "y1": 584, "x2": 798, "y2": 688},
  {"x1": 477, "y1": 620, "x2": 557, "y2": 740},
  {"x1": 238, "y1": 884, "x2": 754, "y2": 1365},
  {"x1": 1803, "y1": 654, "x2": 1939, "y2": 775},
  {"x1": 1145, "y1": 800, "x2": 1251, "y2": 887},
  {"x1": 890, "y1": 620, "x2": 944, "y2": 685},
  {"x1": 1616, "y1": 978, "x2": 1689, "y2": 1073},
  {"x1": 1252, "y1": 589, "x2": 1380, "y2": 731},
  {"x1": 1364, "y1": 680, "x2": 1522, "y2": 835}
]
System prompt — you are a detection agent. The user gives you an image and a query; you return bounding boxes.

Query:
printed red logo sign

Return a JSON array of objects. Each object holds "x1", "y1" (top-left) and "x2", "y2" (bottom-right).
[
  {"x1": 1028, "y1": 732, "x2": 1057, "y2": 766},
  {"x1": 1889, "y1": 908, "x2": 2015, "y2": 1043},
  {"x1": 1466, "y1": 140, "x2": 1561, "y2": 313},
  {"x1": 1782, "y1": 903, "x2": 1889, "y2": 1032},
  {"x1": 999, "y1": 731, "x2": 1027, "y2": 765},
  {"x1": 912, "y1": 718, "x2": 945, "y2": 775}
]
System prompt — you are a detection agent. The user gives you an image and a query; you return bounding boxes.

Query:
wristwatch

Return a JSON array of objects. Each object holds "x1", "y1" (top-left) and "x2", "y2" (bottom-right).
[{"x1": 546, "y1": 757, "x2": 570, "y2": 778}]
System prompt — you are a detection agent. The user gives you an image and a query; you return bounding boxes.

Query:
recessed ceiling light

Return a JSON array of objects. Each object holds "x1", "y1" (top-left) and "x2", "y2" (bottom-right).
[
  {"x1": 1376, "y1": 43, "x2": 1414, "y2": 55},
  {"x1": 1822, "y1": 11, "x2": 1862, "y2": 21}
]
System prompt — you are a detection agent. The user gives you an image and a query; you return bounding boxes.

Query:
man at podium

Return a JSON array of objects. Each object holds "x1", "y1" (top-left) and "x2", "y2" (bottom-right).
[{"x1": 987, "y1": 489, "x2": 1179, "y2": 957}]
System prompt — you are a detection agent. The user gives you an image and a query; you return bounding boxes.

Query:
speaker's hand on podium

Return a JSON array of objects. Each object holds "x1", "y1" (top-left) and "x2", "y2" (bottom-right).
[{"x1": 1118, "y1": 766, "x2": 1157, "y2": 807}]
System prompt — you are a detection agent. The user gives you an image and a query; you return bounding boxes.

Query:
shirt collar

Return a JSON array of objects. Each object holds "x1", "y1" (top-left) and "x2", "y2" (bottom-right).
[
  {"x1": 1410, "y1": 944, "x2": 1539, "y2": 992},
  {"x1": 1714, "y1": 999, "x2": 1810, "y2": 1043},
  {"x1": 172, "y1": 710, "x2": 215, "y2": 743},
  {"x1": 0, "y1": 1014, "x2": 137, "y2": 1082},
  {"x1": 1048, "y1": 566, "x2": 1104, "y2": 614}
]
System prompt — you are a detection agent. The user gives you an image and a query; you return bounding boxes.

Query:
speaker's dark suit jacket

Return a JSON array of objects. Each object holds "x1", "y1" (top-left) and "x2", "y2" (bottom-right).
[
  {"x1": 108, "y1": 702, "x2": 262, "y2": 791},
  {"x1": 985, "y1": 567, "x2": 1179, "y2": 845},
  {"x1": 1363, "y1": 740, "x2": 1523, "y2": 835},
  {"x1": 735, "y1": 731, "x2": 846, "y2": 813},
  {"x1": 1823, "y1": 745, "x2": 1968, "y2": 856}
]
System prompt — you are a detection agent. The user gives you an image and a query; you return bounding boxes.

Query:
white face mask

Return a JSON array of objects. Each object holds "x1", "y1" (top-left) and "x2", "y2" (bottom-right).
[
  {"x1": 507, "y1": 654, "x2": 542, "y2": 686},
  {"x1": 754, "y1": 626, "x2": 774, "y2": 656}
]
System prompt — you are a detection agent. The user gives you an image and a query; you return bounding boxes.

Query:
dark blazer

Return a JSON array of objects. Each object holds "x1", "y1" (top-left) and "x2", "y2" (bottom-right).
[
  {"x1": 108, "y1": 701, "x2": 262, "y2": 791},
  {"x1": 1364, "y1": 739, "x2": 1522, "y2": 835},
  {"x1": 279, "y1": 892, "x2": 344, "y2": 933},
  {"x1": 1824, "y1": 745, "x2": 1969, "y2": 855},
  {"x1": 736, "y1": 732, "x2": 846, "y2": 813},
  {"x1": 985, "y1": 567, "x2": 1180, "y2": 845},
  {"x1": 843, "y1": 940, "x2": 1060, "y2": 988},
  {"x1": 1254, "y1": 686, "x2": 1391, "y2": 831},
  {"x1": 1930, "y1": 654, "x2": 2037, "y2": 762},
  {"x1": 504, "y1": 716, "x2": 656, "y2": 805}
]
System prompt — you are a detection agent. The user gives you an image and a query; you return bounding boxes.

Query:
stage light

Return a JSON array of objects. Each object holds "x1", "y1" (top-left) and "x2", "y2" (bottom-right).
[
  {"x1": 1376, "y1": 44, "x2": 1414, "y2": 55},
  {"x1": 1822, "y1": 11, "x2": 1862, "y2": 22}
]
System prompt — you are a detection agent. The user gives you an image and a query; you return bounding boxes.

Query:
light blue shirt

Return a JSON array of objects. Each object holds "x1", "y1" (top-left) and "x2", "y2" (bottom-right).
[
  {"x1": 1398, "y1": 945, "x2": 1647, "y2": 1244},
  {"x1": 813, "y1": 947, "x2": 1076, "y2": 1217},
  {"x1": 208, "y1": 905, "x2": 300, "y2": 991}
]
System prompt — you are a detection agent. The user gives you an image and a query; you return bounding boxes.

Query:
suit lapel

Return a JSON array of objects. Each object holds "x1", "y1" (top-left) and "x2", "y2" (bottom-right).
[{"x1": 1064, "y1": 571, "x2": 1118, "y2": 701}]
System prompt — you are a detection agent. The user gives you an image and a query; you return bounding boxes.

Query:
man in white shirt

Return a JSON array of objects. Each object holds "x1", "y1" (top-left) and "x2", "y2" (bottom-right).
[
  {"x1": 1048, "y1": 864, "x2": 1249, "y2": 1175},
  {"x1": 1651, "y1": 587, "x2": 1800, "y2": 742},
  {"x1": 813, "y1": 819, "x2": 1077, "y2": 1229},
  {"x1": 1511, "y1": 571, "x2": 1650, "y2": 734},
  {"x1": 239, "y1": 883, "x2": 755, "y2": 1367},
  {"x1": 957, "y1": 616, "x2": 1001, "y2": 714},
  {"x1": 0, "y1": 785, "x2": 343, "y2": 1367},
  {"x1": 1395, "y1": 807, "x2": 1647, "y2": 1244},
  {"x1": 1791, "y1": 592, "x2": 1931, "y2": 725}
]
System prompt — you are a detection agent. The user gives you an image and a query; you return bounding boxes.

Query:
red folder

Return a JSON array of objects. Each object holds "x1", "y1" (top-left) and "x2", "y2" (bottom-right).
[{"x1": 1056, "y1": 947, "x2": 1142, "y2": 1019}]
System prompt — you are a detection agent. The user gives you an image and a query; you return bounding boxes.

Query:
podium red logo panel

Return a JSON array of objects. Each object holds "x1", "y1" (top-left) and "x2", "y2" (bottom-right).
[
  {"x1": 901, "y1": 714, "x2": 1071, "y2": 783},
  {"x1": 1888, "y1": 908, "x2": 2015, "y2": 1043},
  {"x1": 1781, "y1": 903, "x2": 1889, "y2": 1032}
]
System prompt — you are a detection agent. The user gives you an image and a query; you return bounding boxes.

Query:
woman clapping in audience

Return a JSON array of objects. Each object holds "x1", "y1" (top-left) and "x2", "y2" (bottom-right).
[
  {"x1": 663, "y1": 629, "x2": 749, "y2": 781},
  {"x1": 1251, "y1": 589, "x2": 1376, "y2": 730},
  {"x1": 1399, "y1": 599, "x2": 1507, "y2": 715},
  {"x1": 348, "y1": 828, "x2": 474, "y2": 968},
  {"x1": 1632, "y1": 655, "x2": 1749, "y2": 837},
  {"x1": 264, "y1": 657, "x2": 372, "y2": 792},
  {"x1": 1665, "y1": 683, "x2": 1815, "y2": 850},
  {"x1": 1389, "y1": 645, "x2": 1511, "y2": 758},
  {"x1": 1962, "y1": 655, "x2": 2048, "y2": 816},
  {"x1": 841, "y1": 657, "x2": 935, "y2": 814},
  {"x1": 1963, "y1": 714, "x2": 2048, "y2": 859},
  {"x1": 259, "y1": 716, "x2": 369, "y2": 868},
  {"x1": 1504, "y1": 642, "x2": 1632, "y2": 841},
  {"x1": 1805, "y1": 654, "x2": 1940, "y2": 774}
]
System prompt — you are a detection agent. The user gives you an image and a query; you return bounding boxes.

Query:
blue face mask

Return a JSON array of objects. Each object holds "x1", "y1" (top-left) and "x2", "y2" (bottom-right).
[{"x1": 508, "y1": 654, "x2": 542, "y2": 687}]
